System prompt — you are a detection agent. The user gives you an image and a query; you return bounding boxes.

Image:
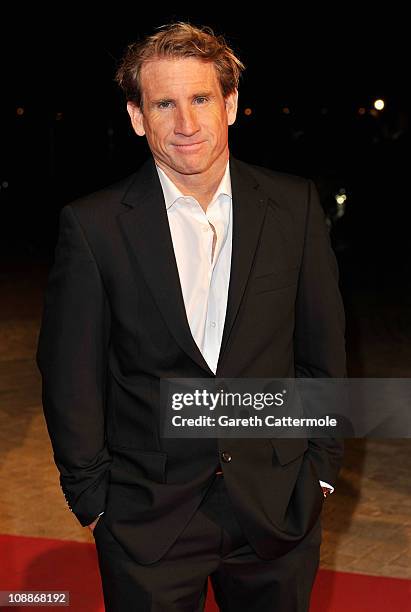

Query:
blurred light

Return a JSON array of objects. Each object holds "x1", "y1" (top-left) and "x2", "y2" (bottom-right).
[
  {"x1": 282, "y1": 107, "x2": 290, "y2": 115},
  {"x1": 369, "y1": 108, "x2": 379, "y2": 118},
  {"x1": 358, "y1": 107, "x2": 366, "y2": 115},
  {"x1": 335, "y1": 188, "x2": 347, "y2": 207},
  {"x1": 56, "y1": 112, "x2": 64, "y2": 121},
  {"x1": 334, "y1": 188, "x2": 348, "y2": 220},
  {"x1": 374, "y1": 98, "x2": 385, "y2": 111},
  {"x1": 320, "y1": 107, "x2": 328, "y2": 115},
  {"x1": 2, "y1": 181, "x2": 9, "y2": 189},
  {"x1": 16, "y1": 107, "x2": 24, "y2": 116},
  {"x1": 244, "y1": 108, "x2": 252, "y2": 116}
]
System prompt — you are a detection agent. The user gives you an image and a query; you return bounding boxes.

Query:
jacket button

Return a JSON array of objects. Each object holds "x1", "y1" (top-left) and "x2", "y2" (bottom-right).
[{"x1": 221, "y1": 451, "x2": 232, "y2": 463}]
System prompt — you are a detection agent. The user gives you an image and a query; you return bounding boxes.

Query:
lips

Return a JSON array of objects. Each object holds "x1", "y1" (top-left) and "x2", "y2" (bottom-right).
[{"x1": 172, "y1": 141, "x2": 205, "y2": 151}]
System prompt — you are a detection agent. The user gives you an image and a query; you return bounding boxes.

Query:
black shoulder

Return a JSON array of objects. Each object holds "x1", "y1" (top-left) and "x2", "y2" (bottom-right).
[
  {"x1": 68, "y1": 172, "x2": 138, "y2": 218},
  {"x1": 231, "y1": 157, "x2": 310, "y2": 206},
  {"x1": 237, "y1": 157, "x2": 308, "y2": 188}
]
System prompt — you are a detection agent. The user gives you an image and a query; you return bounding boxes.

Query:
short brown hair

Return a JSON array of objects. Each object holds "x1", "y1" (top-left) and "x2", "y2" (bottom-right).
[{"x1": 115, "y1": 22, "x2": 245, "y2": 108}]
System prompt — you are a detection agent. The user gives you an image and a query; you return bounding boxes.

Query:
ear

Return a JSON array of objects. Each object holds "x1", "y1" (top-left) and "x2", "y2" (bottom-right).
[
  {"x1": 225, "y1": 89, "x2": 239, "y2": 126},
  {"x1": 127, "y1": 101, "x2": 146, "y2": 137}
]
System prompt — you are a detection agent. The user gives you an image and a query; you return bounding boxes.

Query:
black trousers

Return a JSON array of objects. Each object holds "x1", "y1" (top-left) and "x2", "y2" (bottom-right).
[{"x1": 93, "y1": 474, "x2": 321, "y2": 611}]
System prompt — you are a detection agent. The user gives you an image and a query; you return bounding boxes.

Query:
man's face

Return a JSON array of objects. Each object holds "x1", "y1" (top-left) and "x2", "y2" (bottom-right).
[{"x1": 127, "y1": 57, "x2": 238, "y2": 178}]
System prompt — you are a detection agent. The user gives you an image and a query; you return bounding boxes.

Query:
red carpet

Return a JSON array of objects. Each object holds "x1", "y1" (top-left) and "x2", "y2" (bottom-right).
[{"x1": 1, "y1": 534, "x2": 410, "y2": 611}]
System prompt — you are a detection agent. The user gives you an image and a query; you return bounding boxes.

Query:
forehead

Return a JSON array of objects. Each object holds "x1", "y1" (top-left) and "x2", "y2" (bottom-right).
[{"x1": 140, "y1": 57, "x2": 221, "y2": 98}]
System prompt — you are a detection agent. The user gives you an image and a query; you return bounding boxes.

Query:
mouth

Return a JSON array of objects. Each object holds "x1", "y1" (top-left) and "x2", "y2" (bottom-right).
[{"x1": 172, "y1": 141, "x2": 205, "y2": 152}]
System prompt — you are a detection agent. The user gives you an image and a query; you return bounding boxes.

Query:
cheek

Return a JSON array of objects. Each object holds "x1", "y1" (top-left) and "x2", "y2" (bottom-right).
[
  {"x1": 146, "y1": 124, "x2": 169, "y2": 149},
  {"x1": 210, "y1": 109, "x2": 228, "y2": 134},
  {"x1": 145, "y1": 115, "x2": 169, "y2": 139},
  {"x1": 211, "y1": 118, "x2": 228, "y2": 143}
]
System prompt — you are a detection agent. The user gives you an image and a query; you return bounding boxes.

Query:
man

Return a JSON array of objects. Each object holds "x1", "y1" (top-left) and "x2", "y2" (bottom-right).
[{"x1": 36, "y1": 22, "x2": 346, "y2": 611}]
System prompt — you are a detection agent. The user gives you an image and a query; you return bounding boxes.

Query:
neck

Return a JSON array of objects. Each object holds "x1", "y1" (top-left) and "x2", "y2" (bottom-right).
[{"x1": 155, "y1": 150, "x2": 229, "y2": 212}]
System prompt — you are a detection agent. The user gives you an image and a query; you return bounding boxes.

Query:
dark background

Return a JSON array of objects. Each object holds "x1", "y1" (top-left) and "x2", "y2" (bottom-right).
[{"x1": 1, "y1": 9, "x2": 410, "y2": 374}]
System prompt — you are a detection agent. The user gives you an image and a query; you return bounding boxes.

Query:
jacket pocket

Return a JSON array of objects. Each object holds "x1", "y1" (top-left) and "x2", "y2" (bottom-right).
[
  {"x1": 109, "y1": 447, "x2": 167, "y2": 484},
  {"x1": 269, "y1": 438, "x2": 308, "y2": 465},
  {"x1": 252, "y1": 266, "x2": 299, "y2": 294}
]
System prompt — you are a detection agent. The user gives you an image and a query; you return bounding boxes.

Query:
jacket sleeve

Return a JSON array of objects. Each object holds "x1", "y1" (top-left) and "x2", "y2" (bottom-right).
[
  {"x1": 294, "y1": 179, "x2": 347, "y2": 487},
  {"x1": 36, "y1": 204, "x2": 112, "y2": 526}
]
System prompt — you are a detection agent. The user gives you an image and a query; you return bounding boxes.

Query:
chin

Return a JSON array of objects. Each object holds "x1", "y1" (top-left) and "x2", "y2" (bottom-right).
[{"x1": 171, "y1": 159, "x2": 210, "y2": 175}]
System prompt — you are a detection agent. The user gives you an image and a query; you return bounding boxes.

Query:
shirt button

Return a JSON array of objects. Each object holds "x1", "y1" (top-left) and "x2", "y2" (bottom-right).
[
  {"x1": 210, "y1": 321, "x2": 216, "y2": 327},
  {"x1": 221, "y1": 451, "x2": 232, "y2": 463}
]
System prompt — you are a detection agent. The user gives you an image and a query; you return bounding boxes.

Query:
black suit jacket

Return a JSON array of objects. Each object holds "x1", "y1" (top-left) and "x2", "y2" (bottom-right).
[{"x1": 36, "y1": 155, "x2": 346, "y2": 564}]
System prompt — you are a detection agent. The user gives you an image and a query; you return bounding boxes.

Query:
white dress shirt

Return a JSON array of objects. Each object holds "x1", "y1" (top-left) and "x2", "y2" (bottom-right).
[{"x1": 156, "y1": 162, "x2": 232, "y2": 375}]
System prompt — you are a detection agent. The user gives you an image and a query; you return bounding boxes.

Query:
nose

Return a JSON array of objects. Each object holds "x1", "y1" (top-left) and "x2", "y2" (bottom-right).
[{"x1": 174, "y1": 104, "x2": 200, "y2": 137}]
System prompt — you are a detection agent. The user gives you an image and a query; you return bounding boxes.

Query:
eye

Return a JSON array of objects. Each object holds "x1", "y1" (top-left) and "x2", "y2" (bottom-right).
[
  {"x1": 157, "y1": 101, "x2": 173, "y2": 109},
  {"x1": 194, "y1": 96, "x2": 208, "y2": 105}
]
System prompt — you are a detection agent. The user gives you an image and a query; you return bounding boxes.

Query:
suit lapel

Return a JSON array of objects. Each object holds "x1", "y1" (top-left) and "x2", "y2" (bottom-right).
[
  {"x1": 117, "y1": 155, "x2": 268, "y2": 377},
  {"x1": 216, "y1": 157, "x2": 268, "y2": 374},
  {"x1": 117, "y1": 157, "x2": 214, "y2": 374}
]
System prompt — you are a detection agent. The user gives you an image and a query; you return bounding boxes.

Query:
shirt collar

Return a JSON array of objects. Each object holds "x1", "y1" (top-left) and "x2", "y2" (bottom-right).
[{"x1": 155, "y1": 159, "x2": 232, "y2": 210}]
